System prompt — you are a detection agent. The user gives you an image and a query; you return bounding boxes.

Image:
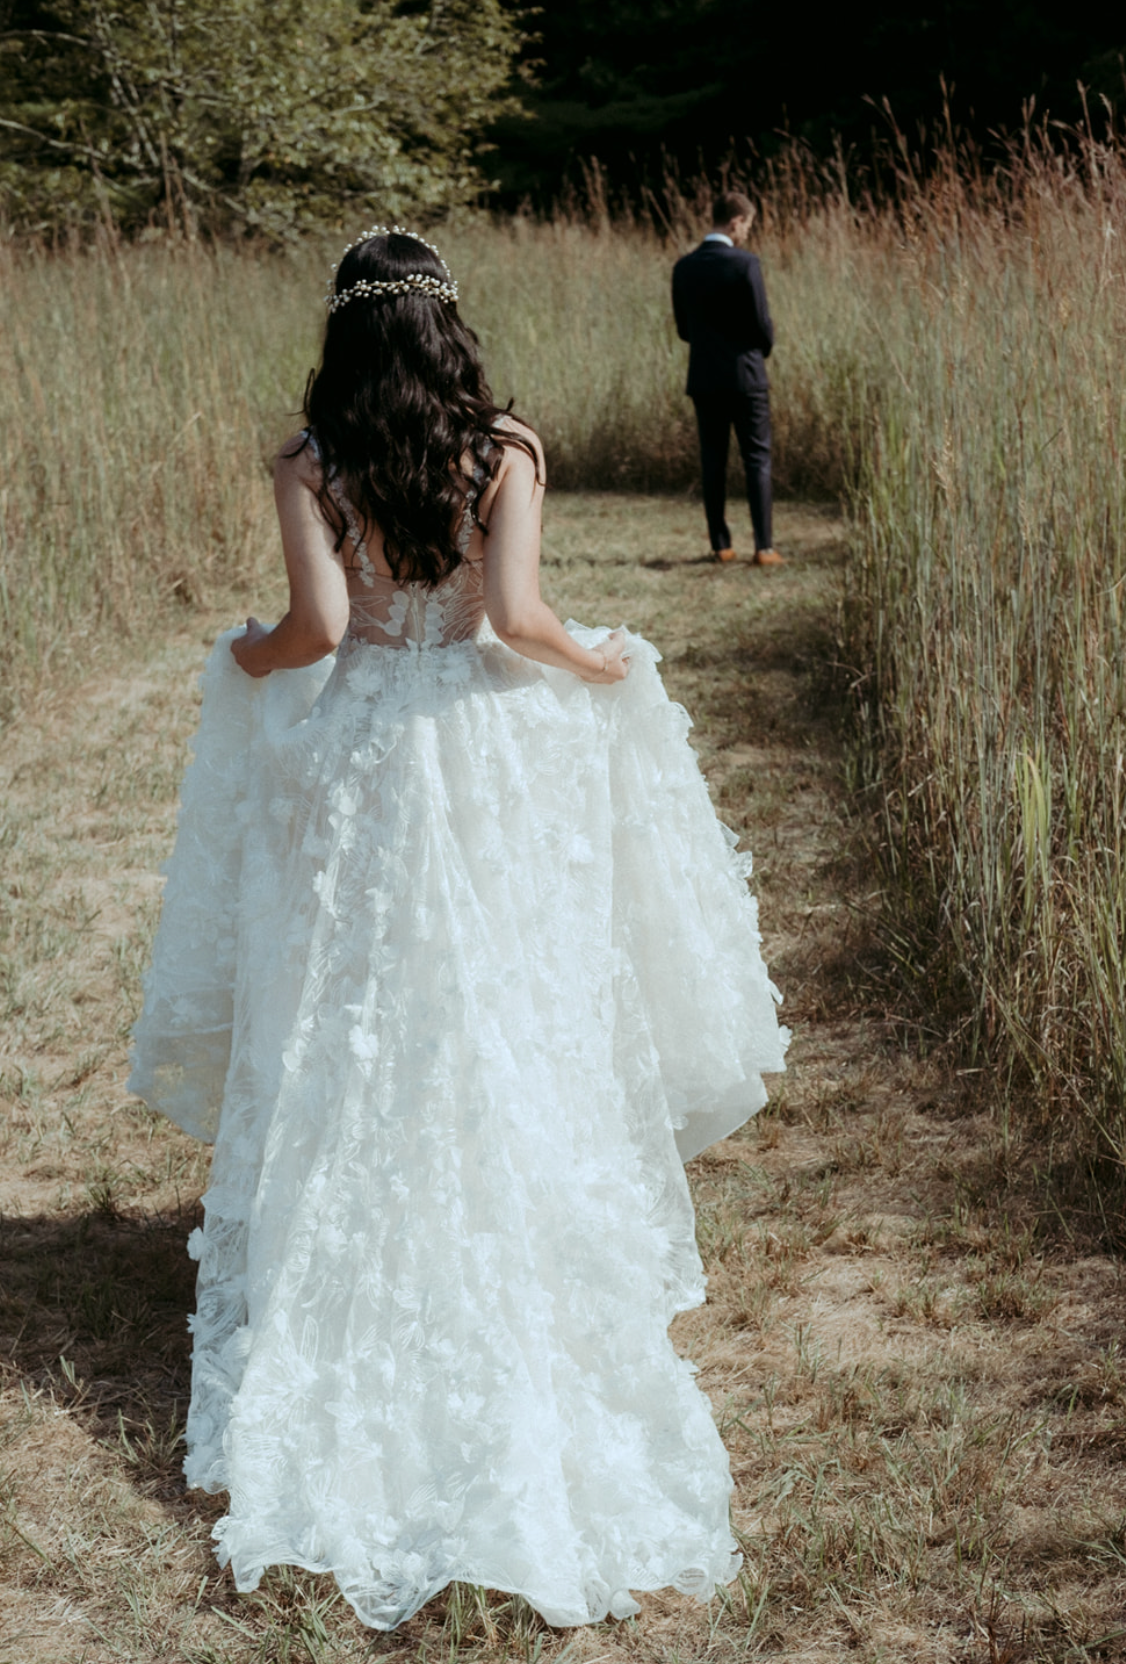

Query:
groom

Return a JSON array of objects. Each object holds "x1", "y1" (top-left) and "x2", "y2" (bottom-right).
[{"x1": 672, "y1": 190, "x2": 783, "y2": 565}]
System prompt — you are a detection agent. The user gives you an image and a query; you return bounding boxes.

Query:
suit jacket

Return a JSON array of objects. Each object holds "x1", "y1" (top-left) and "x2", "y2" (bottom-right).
[{"x1": 672, "y1": 239, "x2": 774, "y2": 396}]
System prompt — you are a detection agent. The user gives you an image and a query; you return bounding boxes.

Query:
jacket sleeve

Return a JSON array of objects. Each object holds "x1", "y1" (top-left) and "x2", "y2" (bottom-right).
[
  {"x1": 745, "y1": 254, "x2": 774, "y2": 358},
  {"x1": 672, "y1": 261, "x2": 690, "y2": 343}
]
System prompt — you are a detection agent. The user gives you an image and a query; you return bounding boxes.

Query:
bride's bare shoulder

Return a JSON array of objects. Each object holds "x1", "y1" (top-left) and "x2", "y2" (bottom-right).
[
  {"x1": 491, "y1": 415, "x2": 545, "y2": 483},
  {"x1": 274, "y1": 431, "x2": 322, "y2": 486}
]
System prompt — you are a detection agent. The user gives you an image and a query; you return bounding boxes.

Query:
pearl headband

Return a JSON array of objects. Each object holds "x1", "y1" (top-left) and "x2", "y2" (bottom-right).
[{"x1": 324, "y1": 224, "x2": 459, "y2": 312}]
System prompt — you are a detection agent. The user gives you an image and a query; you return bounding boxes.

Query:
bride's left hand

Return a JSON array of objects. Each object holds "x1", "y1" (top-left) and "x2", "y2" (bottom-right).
[{"x1": 230, "y1": 617, "x2": 274, "y2": 677}]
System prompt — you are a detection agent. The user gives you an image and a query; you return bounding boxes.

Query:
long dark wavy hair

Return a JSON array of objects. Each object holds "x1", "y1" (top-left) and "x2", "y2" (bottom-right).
[{"x1": 301, "y1": 232, "x2": 530, "y2": 585}]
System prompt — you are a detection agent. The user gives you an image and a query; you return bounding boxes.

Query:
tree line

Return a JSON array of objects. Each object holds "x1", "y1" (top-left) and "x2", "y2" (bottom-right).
[
  {"x1": 1, "y1": 0, "x2": 1122, "y2": 236},
  {"x1": 491, "y1": 1, "x2": 1126, "y2": 205},
  {"x1": 0, "y1": 0, "x2": 525, "y2": 236}
]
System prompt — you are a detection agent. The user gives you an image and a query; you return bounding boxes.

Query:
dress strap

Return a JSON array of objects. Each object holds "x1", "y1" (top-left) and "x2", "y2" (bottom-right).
[
  {"x1": 456, "y1": 464, "x2": 487, "y2": 556},
  {"x1": 303, "y1": 429, "x2": 376, "y2": 587}
]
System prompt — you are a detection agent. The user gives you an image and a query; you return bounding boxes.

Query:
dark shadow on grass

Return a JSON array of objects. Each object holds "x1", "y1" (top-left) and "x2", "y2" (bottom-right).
[
  {"x1": 0, "y1": 1204, "x2": 200, "y2": 1503},
  {"x1": 642, "y1": 553, "x2": 724, "y2": 570},
  {"x1": 546, "y1": 552, "x2": 719, "y2": 569}
]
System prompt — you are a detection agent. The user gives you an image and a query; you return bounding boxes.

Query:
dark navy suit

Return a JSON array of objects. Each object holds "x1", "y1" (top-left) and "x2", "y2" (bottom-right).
[{"x1": 672, "y1": 236, "x2": 775, "y2": 553}]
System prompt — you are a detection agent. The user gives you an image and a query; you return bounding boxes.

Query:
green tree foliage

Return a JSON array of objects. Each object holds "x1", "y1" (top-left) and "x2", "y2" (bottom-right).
[{"x1": 0, "y1": 0, "x2": 525, "y2": 236}]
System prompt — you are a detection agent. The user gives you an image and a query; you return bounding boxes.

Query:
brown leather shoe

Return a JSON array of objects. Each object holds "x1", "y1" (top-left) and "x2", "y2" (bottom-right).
[
  {"x1": 752, "y1": 548, "x2": 784, "y2": 566},
  {"x1": 714, "y1": 547, "x2": 737, "y2": 563}
]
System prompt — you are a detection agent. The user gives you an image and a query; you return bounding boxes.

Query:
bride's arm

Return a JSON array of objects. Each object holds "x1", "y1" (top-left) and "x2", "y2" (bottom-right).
[
  {"x1": 231, "y1": 445, "x2": 350, "y2": 677},
  {"x1": 482, "y1": 435, "x2": 629, "y2": 683}
]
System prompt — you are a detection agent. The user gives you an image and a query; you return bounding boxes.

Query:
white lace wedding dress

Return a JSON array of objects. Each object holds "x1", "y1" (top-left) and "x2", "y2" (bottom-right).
[{"x1": 129, "y1": 461, "x2": 789, "y2": 1630}]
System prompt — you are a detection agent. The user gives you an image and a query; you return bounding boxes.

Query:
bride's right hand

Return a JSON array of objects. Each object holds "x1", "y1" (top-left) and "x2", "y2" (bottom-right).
[
  {"x1": 582, "y1": 630, "x2": 631, "y2": 684},
  {"x1": 230, "y1": 617, "x2": 275, "y2": 677}
]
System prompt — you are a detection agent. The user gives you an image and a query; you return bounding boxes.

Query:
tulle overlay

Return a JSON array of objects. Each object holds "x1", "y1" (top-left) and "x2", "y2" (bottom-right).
[{"x1": 129, "y1": 621, "x2": 788, "y2": 1629}]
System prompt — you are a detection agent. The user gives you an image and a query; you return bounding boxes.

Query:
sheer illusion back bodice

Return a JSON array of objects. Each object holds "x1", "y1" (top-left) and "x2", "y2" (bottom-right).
[
  {"x1": 305, "y1": 429, "x2": 487, "y2": 650},
  {"x1": 344, "y1": 561, "x2": 486, "y2": 650}
]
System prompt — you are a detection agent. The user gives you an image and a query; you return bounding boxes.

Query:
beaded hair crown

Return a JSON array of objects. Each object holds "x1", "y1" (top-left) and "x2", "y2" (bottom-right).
[{"x1": 324, "y1": 225, "x2": 458, "y2": 312}]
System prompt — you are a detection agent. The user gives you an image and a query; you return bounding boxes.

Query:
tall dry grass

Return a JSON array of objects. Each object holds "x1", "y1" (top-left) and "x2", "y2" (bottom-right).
[
  {"x1": 0, "y1": 209, "x2": 847, "y2": 717},
  {"x1": 1, "y1": 242, "x2": 311, "y2": 702},
  {"x1": 820, "y1": 128, "x2": 1126, "y2": 1208}
]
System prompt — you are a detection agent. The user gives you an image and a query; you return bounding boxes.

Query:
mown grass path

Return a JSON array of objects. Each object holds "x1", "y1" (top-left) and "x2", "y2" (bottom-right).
[{"x1": 1, "y1": 496, "x2": 1123, "y2": 1663}]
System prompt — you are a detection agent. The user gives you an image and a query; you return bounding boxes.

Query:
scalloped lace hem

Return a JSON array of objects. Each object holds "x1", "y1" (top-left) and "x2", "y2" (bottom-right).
[{"x1": 211, "y1": 1532, "x2": 743, "y2": 1630}]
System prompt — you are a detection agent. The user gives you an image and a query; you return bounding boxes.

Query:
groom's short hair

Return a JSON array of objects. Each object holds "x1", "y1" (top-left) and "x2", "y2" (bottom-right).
[{"x1": 712, "y1": 190, "x2": 754, "y2": 226}]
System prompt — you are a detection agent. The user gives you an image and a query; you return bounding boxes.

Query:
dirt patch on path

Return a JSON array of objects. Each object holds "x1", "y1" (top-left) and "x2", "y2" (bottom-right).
[{"x1": 1, "y1": 496, "x2": 1123, "y2": 1662}]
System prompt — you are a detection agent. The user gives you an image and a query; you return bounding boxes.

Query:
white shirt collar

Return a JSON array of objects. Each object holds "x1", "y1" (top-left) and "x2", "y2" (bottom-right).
[{"x1": 704, "y1": 232, "x2": 733, "y2": 247}]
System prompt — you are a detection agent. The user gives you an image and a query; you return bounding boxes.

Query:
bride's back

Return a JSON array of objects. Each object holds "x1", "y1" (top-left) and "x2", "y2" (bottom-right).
[{"x1": 301, "y1": 427, "x2": 489, "y2": 650}]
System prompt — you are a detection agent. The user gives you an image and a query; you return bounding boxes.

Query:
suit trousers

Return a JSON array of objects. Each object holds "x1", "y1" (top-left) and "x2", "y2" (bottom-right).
[{"x1": 691, "y1": 388, "x2": 772, "y2": 553}]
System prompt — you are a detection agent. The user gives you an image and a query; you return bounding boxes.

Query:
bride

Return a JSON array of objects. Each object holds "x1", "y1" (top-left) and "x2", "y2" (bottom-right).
[{"x1": 129, "y1": 227, "x2": 788, "y2": 1631}]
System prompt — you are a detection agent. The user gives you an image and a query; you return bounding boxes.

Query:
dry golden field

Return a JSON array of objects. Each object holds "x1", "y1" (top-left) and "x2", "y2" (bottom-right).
[{"x1": 2, "y1": 496, "x2": 1124, "y2": 1662}]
